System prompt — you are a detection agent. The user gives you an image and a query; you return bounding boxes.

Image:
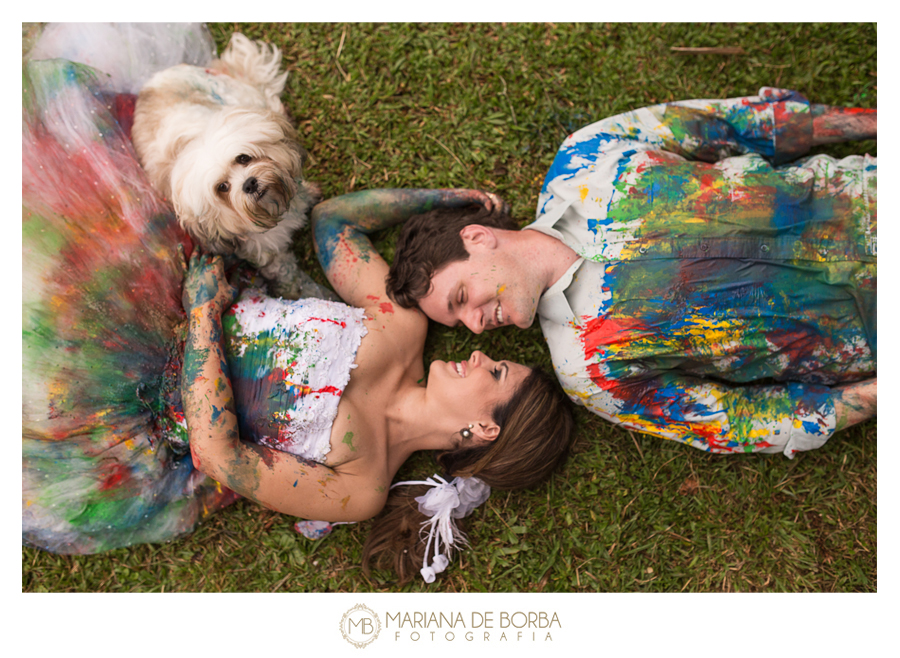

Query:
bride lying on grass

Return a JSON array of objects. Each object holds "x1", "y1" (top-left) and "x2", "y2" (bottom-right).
[{"x1": 22, "y1": 57, "x2": 573, "y2": 584}]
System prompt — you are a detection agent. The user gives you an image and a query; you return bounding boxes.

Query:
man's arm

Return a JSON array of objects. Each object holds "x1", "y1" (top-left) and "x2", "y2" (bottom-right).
[
  {"x1": 566, "y1": 88, "x2": 873, "y2": 166},
  {"x1": 569, "y1": 363, "x2": 857, "y2": 458}
]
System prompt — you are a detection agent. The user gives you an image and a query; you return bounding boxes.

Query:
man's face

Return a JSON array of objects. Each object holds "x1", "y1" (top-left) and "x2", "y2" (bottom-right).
[{"x1": 417, "y1": 227, "x2": 543, "y2": 333}]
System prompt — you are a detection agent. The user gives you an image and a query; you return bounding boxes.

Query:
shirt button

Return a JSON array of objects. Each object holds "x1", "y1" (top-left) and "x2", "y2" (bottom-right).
[
  {"x1": 700, "y1": 243, "x2": 709, "y2": 252},
  {"x1": 759, "y1": 244, "x2": 770, "y2": 253},
  {"x1": 639, "y1": 246, "x2": 648, "y2": 254}
]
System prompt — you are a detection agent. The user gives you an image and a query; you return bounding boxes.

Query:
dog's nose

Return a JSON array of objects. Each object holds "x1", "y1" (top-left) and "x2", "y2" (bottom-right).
[{"x1": 242, "y1": 178, "x2": 259, "y2": 194}]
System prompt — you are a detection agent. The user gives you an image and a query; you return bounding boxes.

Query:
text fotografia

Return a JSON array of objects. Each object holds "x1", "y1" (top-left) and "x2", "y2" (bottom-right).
[{"x1": 386, "y1": 611, "x2": 561, "y2": 642}]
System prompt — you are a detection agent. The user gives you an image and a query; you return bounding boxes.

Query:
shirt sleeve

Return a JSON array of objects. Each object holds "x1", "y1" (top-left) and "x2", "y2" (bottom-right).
[
  {"x1": 570, "y1": 368, "x2": 837, "y2": 458},
  {"x1": 565, "y1": 87, "x2": 814, "y2": 166}
]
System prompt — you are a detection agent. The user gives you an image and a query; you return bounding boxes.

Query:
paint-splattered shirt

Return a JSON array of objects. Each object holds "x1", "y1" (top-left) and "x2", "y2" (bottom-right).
[{"x1": 530, "y1": 88, "x2": 876, "y2": 457}]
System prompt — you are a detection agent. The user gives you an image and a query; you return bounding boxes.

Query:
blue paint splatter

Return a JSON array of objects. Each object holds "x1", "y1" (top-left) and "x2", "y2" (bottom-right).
[{"x1": 210, "y1": 404, "x2": 227, "y2": 422}]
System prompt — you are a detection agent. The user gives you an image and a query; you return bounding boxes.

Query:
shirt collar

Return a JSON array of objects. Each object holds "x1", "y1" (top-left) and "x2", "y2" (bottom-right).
[
  {"x1": 537, "y1": 257, "x2": 583, "y2": 327},
  {"x1": 527, "y1": 198, "x2": 583, "y2": 327}
]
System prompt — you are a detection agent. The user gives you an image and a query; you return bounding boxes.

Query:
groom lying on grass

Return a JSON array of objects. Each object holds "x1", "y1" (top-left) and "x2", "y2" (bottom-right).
[{"x1": 333, "y1": 88, "x2": 876, "y2": 458}]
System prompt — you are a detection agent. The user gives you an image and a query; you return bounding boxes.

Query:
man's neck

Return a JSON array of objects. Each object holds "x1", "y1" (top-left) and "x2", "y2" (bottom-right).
[{"x1": 515, "y1": 227, "x2": 580, "y2": 291}]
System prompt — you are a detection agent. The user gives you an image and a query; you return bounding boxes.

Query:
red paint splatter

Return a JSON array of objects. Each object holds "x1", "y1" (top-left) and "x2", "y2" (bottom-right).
[
  {"x1": 290, "y1": 383, "x2": 343, "y2": 397},
  {"x1": 378, "y1": 302, "x2": 394, "y2": 314},
  {"x1": 310, "y1": 316, "x2": 347, "y2": 328},
  {"x1": 580, "y1": 314, "x2": 653, "y2": 362},
  {"x1": 98, "y1": 462, "x2": 130, "y2": 492},
  {"x1": 581, "y1": 314, "x2": 725, "y2": 447}
]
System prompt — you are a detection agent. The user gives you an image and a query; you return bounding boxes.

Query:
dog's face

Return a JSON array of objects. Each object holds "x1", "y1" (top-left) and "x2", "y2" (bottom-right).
[{"x1": 169, "y1": 107, "x2": 304, "y2": 248}]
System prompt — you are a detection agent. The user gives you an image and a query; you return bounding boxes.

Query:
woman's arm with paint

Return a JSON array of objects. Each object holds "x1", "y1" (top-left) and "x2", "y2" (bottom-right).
[
  {"x1": 181, "y1": 250, "x2": 240, "y2": 474},
  {"x1": 181, "y1": 252, "x2": 385, "y2": 522},
  {"x1": 311, "y1": 189, "x2": 503, "y2": 309},
  {"x1": 811, "y1": 105, "x2": 876, "y2": 145},
  {"x1": 314, "y1": 189, "x2": 505, "y2": 238},
  {"x1": 833, "y1": 377, "x2": 876, "y2": 431}
]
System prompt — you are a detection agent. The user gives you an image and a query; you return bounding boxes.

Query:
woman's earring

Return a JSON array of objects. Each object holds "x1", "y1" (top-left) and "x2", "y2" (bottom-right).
[{"x1": 460, "y1": 423, "x2": 474, "y2": 439}]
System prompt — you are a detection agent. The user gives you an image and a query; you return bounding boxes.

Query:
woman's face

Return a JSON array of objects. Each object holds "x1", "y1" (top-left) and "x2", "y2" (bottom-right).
[{"x1": 426, "y1": 350, "x2": 531, "y2": 424}]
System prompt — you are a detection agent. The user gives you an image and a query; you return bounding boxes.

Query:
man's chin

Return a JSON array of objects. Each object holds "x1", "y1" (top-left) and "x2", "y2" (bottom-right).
[{"x1": 518, "y1": 312, "x2": 538, "y2": 329}]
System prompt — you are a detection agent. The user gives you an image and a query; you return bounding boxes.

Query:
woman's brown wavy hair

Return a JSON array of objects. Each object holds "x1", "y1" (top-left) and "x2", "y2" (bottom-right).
[{"x1": 361, "y1": 367, "x2": 574, "y2": 584}]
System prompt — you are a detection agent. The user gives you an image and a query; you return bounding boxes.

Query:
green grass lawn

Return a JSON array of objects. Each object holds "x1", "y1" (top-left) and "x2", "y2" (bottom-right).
[{"x1": 22, "y1": 22, "x2": 877, "y2": 592}]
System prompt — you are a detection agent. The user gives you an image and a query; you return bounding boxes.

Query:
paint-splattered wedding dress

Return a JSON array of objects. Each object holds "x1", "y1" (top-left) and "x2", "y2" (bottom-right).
[{"x1": 22, "y1": 38, "x2": 365, "y2": 554}]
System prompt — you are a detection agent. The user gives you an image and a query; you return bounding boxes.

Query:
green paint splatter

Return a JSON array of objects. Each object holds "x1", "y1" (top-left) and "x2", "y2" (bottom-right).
[{"x1": 342, "y1": 431, "x2": 357, "y2": 452}]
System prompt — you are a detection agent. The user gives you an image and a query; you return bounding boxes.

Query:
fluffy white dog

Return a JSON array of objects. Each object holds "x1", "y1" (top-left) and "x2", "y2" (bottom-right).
[{"x1": 132, "y1": 33, "x2": 318, "y2": 298}]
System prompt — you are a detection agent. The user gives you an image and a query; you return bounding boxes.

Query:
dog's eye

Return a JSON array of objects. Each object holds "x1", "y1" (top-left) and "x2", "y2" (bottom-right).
[
  {"x1": 217, "y1": 182, "x2": 231, "y2": 194},
  {"x1": 235, "y1": 154, "x2": 252, "y2": 165}
]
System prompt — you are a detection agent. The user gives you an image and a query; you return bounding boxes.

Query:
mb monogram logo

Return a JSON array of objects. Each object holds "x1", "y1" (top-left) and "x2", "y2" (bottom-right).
[{"x1": 340, "y1": 604, "x2": 382, "y2": 648}]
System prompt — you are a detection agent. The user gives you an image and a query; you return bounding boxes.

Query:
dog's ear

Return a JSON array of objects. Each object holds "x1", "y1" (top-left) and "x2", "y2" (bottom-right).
[
  {"x1": 268, "y1": 111, "x2": 306, "y2": 177},
  {"x1": 172, "y1": 198, "x2": 233, "y2": 253},
  {"x1": 171, "y1": 191, "x2": 203, "y2": 234},
  {"x1": 163, "y1": 134, "x2": 193, "y2": 173},
  {"x1": 171, "y1": 174, "x2": 214, "y2": 239},
  {"x1": 150, "y1": 133, "x2": 195, "y2": 199}
]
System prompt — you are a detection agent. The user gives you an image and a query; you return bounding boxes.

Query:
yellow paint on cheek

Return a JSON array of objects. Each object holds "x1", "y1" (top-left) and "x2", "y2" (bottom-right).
[{"x1": 498, "y1": 284, "x2": 507, "y2": 294}]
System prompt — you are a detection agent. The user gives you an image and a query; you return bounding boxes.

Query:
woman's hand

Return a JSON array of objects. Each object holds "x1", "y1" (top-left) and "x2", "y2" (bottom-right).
[
  {"x1": 181, "y1": 248, "x2": 237, "y2": 315},
  {"x1": 446, "y1": 189, "x2": 510, "y2": 215}
]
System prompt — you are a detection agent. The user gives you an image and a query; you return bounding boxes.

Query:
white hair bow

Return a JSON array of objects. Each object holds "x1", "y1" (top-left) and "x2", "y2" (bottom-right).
[{"x1": 391, "y1": 475, "x2": 491, "y2": 583}]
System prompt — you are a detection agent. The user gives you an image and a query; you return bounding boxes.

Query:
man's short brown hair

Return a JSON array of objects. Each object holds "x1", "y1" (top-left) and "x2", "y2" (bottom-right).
[{"x1": 385, "y1": 206, "x2": 520, "y2": 309}]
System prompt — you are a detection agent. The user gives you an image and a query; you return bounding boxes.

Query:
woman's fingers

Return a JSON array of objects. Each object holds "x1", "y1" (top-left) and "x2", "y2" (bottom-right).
[
  {"x1": 484, "y1": 192, "x2": 509, "y2": 215},
  {"x1": 178, "y1": 244, "x2": 188, "y2": 273}
]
